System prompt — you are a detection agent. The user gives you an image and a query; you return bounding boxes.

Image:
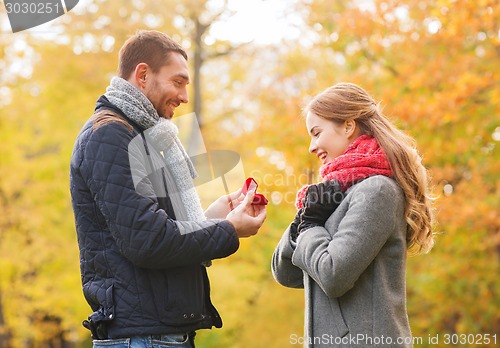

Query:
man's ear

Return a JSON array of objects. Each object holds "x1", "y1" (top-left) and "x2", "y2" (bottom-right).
[
  {"x1": 133, "y1": 63, "x2": 149, "y2": 89},
  {"x1": 345, "y1": 119, "x2": 357, "y2": 138}
]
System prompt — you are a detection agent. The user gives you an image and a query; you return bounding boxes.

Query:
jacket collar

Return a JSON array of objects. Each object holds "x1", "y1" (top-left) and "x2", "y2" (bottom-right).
[{"x1": 94, "y1": 95, "x2": 143, "y2": 132}]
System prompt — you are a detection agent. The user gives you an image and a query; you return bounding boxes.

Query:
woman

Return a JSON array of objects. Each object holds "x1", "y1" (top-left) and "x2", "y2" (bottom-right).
[{"x1": 272, "y1": 82, "x2": 434, "y2": 347}]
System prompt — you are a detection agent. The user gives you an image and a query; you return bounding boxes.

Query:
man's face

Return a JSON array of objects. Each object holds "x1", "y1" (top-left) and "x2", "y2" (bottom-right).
[{"x1": 143, "y1": 52, "x2": 190, "y2": 119}]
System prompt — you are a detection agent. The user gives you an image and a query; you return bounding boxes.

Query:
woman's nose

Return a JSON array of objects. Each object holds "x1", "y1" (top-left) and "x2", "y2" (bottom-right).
[{"x1": 309, "y1": 139, "x2": 317, "y2": 154}]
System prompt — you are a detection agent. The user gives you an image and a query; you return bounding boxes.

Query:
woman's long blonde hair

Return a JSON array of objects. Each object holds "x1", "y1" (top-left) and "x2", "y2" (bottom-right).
[{"x1": 305, "y1": 82, "x2": 434, "y2": 255}]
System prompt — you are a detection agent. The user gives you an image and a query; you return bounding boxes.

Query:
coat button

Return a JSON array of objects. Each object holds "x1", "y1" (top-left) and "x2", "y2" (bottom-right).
[
  {"x1": 183, "y1": 314, "x2": 188, "y2": 318},
  {"x1": 190, "y1": 313, "x2": 195, "y2": 318}
]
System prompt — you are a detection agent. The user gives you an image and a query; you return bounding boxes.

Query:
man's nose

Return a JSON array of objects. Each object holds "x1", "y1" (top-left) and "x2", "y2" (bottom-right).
[{"x1": 179, "y1": 87, "x2": 189, "y2": 104}]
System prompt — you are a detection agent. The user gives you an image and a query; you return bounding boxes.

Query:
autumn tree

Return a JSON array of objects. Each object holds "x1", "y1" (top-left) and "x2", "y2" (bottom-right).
[
  {"x1": 246, "y1": 0, "x2": 500, "y2": 345},
  {"x1": 0, "y1": 0, "x2": 270, "y2": 346},
  {"x1": 1, "y1": 0, "x2": 498, "y2": 347}
]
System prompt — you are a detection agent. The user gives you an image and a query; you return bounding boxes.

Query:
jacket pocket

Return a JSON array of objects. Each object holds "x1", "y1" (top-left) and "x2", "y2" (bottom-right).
[
  {"x1": 165, "y1": 265, "x2": 205, "y2": 324},
  {"x1": 330, "y1": 297, "x2": 349, "y2": 338}
]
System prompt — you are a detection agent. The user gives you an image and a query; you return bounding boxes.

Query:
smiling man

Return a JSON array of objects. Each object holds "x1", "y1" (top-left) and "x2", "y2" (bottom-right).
[
  {"x1": 69, "y1": 30, "x2": 266, "y2": 347},
  {"x1": 116, "y1": 33, "x2": 190, "y2": 120}
]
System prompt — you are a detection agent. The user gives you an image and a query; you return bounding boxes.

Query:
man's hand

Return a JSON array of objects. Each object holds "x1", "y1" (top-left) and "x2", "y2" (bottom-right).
[
  {"x1": 227, "y1": 190, "x2": 267, "y2": 238},
  {"x1": 205, "y1": 189, "x2": 245, "y2": 219},
  {"x1": 297, "y1": 180, "x2": 344, "y2": 234}
]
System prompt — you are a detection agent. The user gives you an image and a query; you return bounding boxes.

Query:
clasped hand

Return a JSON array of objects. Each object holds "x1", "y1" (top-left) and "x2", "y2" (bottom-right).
[{"x1": 290, "y1": 180, "x2": 344, "y2": 242}]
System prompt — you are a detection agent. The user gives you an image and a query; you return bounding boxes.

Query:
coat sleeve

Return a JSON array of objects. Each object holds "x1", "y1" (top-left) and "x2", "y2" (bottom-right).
[
  {"x1": 271, "y1": 225, "x2": 304, "y2": 289},
  {"x1": 291, "y1": 177, "x2": 405, "y2": 298},
  {"x1": 80, "y1": 123, "x2": 239, "y2": 269}
]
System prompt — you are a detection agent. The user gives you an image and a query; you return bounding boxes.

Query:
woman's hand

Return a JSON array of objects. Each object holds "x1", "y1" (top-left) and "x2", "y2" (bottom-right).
[{"x1": 297, "y1": 180, "x2": 344, "y2": 234}]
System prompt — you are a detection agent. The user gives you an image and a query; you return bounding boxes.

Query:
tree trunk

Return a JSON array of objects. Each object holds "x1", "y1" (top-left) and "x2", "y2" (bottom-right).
[{"x1": 187, "y1": 17, "x2": 206, "y2": 155}]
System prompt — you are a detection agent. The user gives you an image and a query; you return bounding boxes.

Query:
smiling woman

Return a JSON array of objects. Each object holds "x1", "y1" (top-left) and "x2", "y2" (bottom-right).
[
  {"x1": 272, "y1": 82, "x2": 434, "y2": 348},
  {"x1": 306, "y1": 113, "x2": 359, "y2": 164}
]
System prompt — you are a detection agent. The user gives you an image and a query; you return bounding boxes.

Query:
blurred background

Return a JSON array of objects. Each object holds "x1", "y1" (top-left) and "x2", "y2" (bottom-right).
[{"x1": 0, "y1": 0, "x2": 498, "y2": 347}]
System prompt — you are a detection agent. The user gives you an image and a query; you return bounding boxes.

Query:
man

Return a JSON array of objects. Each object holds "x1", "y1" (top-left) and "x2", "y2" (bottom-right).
[{"x1": 70, "y1": 30, "x2": 266, "y2": 347}]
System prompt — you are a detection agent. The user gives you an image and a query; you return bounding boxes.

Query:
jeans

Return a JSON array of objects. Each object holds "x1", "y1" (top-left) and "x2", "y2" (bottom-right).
[{"x1": 93, "y1": 332, "x2": 196, "y2": 348}]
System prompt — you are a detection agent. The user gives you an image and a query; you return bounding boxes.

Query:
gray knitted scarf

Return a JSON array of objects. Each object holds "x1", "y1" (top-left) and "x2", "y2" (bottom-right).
[{"x1": 105, "y1": 76, "x2": 206, "y2": 222}]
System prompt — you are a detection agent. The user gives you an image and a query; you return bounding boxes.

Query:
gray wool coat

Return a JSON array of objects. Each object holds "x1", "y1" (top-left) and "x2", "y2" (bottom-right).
[{"x1": 272, "y1": 176, "x2": 413, "y2": 348}]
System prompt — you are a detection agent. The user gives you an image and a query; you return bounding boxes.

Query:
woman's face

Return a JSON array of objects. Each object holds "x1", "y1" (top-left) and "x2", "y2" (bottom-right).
[{"x1": 306, "y1": 111, "x2": 354, "y2": 164}]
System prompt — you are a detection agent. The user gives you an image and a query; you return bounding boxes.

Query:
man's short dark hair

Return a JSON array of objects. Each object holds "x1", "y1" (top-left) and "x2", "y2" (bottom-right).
[{"x1": 117, "y1": 30, "x2": 188, "y2": 79}]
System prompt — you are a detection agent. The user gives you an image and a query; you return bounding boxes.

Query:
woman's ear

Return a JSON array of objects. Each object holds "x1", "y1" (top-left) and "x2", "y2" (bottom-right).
[{"x1": 345, "y1": 119, "x2": 357, "y2": 138}]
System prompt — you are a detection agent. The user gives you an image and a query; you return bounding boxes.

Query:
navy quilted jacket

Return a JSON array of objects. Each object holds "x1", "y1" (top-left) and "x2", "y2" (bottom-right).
[{"x1": 70, "y1": 96, "x2": 239, "y2": 338}]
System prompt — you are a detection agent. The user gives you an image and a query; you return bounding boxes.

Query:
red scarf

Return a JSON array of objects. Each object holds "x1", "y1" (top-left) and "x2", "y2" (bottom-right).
[{"x1": 295, "y1": 135, "x2": 393, "y2": 209}]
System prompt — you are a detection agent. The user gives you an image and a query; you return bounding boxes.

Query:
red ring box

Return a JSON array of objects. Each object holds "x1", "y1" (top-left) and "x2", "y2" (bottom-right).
[{"x1": 241, "y1": 177, "x2": 268, "y2": 205}]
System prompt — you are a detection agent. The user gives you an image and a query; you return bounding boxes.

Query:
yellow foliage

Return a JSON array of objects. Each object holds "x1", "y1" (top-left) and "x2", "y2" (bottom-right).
[{"x1": 0, "y1": 0, "x2": 498, "y2": 346}]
